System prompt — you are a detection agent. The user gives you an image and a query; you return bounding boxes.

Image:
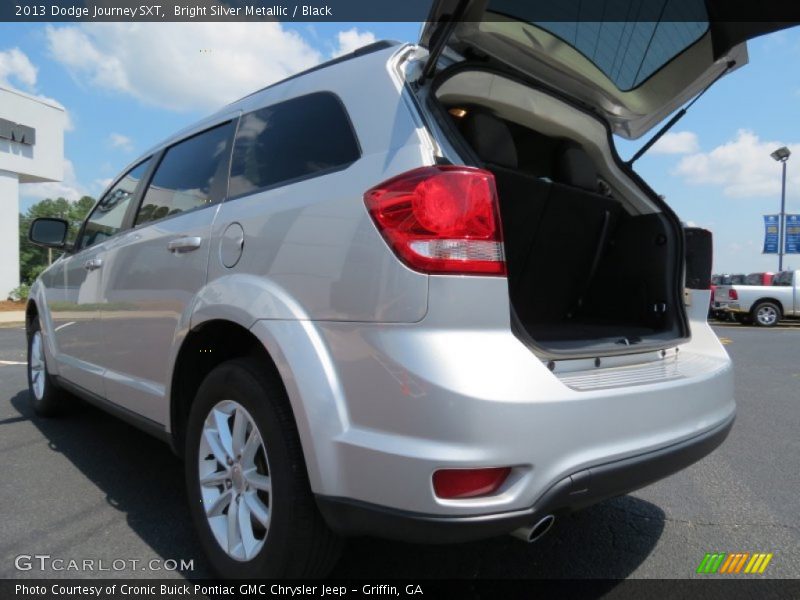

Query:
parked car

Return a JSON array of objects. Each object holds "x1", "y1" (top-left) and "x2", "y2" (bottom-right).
[
  {"x1": 715, "y1": 270, "x2": 800, "y2": 326},
  {"x1": 27, "y1": 7, "x2": 771, "y2": 577}
]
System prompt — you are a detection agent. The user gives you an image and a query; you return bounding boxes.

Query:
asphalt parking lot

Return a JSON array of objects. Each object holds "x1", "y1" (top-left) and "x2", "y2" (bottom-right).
[{"x1": 0, "y1": 323, "x2": 798, "y2": 580}]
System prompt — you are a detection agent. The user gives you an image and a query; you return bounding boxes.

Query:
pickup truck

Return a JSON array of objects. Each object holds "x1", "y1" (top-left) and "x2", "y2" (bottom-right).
[{"x1": 714, "y1": 270, "x2": 800, "y2": 327}]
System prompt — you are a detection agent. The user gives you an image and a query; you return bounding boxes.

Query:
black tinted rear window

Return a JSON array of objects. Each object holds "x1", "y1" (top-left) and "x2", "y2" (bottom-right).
[
  {"x1": 488, "y1": 0, "x2": 709, "y2": 90},
  {"x1": 229, "y1": 92, "x2": 360, "y2": 198}
]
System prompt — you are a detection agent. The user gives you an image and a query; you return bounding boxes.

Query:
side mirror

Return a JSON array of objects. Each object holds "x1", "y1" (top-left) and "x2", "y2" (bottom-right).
[{"x1": 29, "y1": 217, "x2": 69, "y2": 249}]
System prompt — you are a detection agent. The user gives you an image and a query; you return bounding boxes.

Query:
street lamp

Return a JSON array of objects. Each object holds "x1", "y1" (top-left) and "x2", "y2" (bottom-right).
[{"x1": 771, "y1": 146, "x2": 791, "y2": 271}]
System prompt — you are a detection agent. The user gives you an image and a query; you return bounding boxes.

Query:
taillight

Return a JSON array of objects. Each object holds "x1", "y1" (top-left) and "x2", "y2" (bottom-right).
[
  {"x1": 729, "y1": 289, "x2": 738, "y2": 300},
  {"x1": 432, "y1": 467, "x2": 511, "y2": 499},
  {"x1": 364, "y1": 166, "x2": 505, "y2": 275}
]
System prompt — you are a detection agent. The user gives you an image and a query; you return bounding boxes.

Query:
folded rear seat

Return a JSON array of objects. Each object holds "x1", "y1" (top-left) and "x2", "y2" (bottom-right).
[
  {"x1": 460, "y1": 112, "x2": 549, "y2": 278},
  {"x1": 518, "y1": 148, "x2": 621, "y2": 326},
  {"x1": 460, "y1": 112, "x2": 621, "y2": 328}
]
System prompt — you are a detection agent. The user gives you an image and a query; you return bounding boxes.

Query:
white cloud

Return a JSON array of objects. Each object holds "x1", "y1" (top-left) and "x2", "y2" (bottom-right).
[
  {"x1": 332, "y1": 28, "x2": 376, "y2": 58},
  {"x1": 109, "y1": 133, "x2": 133, "y2": 152},
  {"x1": 650, "y1": 131, "x2": 699, "y2": 155},
  {"x1": 0, "y1": 49, "x2": 75, "y2": 132},
  {"x1": 673, "y1": 130, "x2": 800, "y2": 198},
  {"x1": 0, "y1": 47, "x2": 37, "y2": 89},
  {"x1": 45, "y1": 22, "x2": 324, "y2": 111},
  {"x1": 20, "y1": 159, "x2": 87, "y2": 202}
]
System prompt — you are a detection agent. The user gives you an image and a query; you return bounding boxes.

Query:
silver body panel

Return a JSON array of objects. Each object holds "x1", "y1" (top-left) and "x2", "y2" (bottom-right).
[{"x1": 29, "y1": 44, "x2": 735, "y2": 518}]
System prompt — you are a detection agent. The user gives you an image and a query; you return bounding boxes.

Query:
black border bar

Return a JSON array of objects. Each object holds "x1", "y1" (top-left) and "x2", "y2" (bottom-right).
[
  {"x1": 4, "y1": 579, "x2": 800, "y2": 600},
  {"x1": 4, "y1": 0, "x2": 800, "y2": 23}
]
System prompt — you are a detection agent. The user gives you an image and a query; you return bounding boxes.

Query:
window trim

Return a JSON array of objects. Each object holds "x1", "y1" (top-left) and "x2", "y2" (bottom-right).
[
  {"x1": 130, "y1": 118, "x2": 238, "y2": 230},
  {"x1": 225, "y1": 91, "x2": 362, "y2": 202},
  {"x1": 73, "y1": 156, "x2": 156, "y2": 254}
]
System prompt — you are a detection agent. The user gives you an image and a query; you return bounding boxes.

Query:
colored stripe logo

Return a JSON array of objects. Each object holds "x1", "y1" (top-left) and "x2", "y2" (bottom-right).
[{"x1": 697, "y1": 552, "x2": 773, "y2": 574}]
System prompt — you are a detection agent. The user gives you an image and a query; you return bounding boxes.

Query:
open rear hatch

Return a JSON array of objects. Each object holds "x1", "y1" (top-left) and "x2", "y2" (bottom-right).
[
  {"x1": 415, "y1": 0, "x2": 794, "y2": 357},
  {"x1": 420, "y1": 0, "x2": 794, "y2": 139}
]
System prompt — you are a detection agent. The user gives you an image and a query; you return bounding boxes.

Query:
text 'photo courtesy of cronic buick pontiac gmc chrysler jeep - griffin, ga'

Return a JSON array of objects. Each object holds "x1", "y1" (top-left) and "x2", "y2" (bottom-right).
[{"x1": 25, "y1": 1, "x2": 786, "y2": 578}]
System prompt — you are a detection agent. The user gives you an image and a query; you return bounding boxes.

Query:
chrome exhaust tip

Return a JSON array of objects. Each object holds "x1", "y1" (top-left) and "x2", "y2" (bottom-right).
[{"x1": 511, "y1": 514, "x2": 555, "y2": 543}]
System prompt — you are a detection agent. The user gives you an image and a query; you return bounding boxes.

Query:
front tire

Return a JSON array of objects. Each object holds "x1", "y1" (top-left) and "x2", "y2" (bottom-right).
[
  {"x1": 184, "y1": 357, "x2": 341, "y2": 578},
  {"x1": 27, "y1": 319, "x2": 70, "y2": 416},
  {"x1": 752, "y1": 302, "x2": 781, "y2": 327}
]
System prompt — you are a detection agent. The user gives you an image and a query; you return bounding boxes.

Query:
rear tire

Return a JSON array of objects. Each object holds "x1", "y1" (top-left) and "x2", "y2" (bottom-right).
[
  {"x1": 752, "y1": 302, "x2": 781, "y2": 327},
  {"x1": 27, "y1": 319, "x2": 70, "y2": 417},
  {"x1": 184, "y1": 357, "x2": 341, "y2": 578}
]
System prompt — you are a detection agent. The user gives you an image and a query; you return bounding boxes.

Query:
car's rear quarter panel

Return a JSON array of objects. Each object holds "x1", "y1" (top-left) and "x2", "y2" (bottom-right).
[{"x1": 195, "y1": 45, "x2": 432, "y2": 326}]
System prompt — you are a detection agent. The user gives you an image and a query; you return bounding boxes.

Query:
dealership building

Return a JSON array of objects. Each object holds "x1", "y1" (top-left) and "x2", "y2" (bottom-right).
[{"x1": 0, "y1": 85, "x2": 66, "y2": 297}]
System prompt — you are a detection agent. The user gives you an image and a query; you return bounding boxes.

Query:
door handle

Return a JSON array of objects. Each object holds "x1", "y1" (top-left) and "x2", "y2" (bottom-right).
[
  {"x1": 83, "y1": 258, "x2": 103, "y2": 271},
  {"x1": 168, "y1": 236, "x2": 202, "y2": 253}
]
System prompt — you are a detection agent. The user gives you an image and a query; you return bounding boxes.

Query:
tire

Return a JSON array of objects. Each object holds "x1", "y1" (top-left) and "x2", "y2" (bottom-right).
[
  {"x1": 752, "y1": 302, "x2": 781, "y2": 328},
  {"x1": 184, "y1": 357, "x2": 341, "y2": 578},
  {"x1": 27, "y1": 319, "x2": 70, "y2": 416}
]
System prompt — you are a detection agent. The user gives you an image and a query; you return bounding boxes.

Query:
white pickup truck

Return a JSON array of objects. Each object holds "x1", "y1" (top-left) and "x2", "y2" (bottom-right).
[{"x1": 714, "y1": 270, "x2": 800, "y2": 327}]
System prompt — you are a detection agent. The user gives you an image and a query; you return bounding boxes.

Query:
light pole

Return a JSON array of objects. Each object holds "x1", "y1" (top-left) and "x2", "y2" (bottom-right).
[{"x1": 771, "y1": 146, "x2": 791, "y2": 271}]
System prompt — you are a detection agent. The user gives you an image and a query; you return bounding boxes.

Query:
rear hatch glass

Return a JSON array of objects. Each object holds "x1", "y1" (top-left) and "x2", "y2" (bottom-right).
[{"x1": 489, "y1": 0, "x2": 709, "y2": 91}]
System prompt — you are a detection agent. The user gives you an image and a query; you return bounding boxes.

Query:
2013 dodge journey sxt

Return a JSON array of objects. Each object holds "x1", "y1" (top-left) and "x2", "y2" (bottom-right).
[{"x1": 29, "y1": 3, "x2": 771, "y2": 577}]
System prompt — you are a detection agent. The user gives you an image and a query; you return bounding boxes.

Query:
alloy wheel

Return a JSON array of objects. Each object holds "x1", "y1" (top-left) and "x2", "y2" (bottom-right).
[
  {"x1": 29, "y1": 331, "x2": 46, "y2": 401},
  {"x1": 756, "y1": 305, "x2": 778, "y2": 326},
  {"x1": 198, "y1": 400, "x2": 271, "y2": 561}
]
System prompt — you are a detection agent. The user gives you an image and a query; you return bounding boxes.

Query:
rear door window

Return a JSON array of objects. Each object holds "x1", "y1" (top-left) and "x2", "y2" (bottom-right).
[
  {"x1": 228, "y1": 92, "x2": 360, "y2": 198},
  {"x1": 135, "y1": 121, "x2": 235, "y2": 226}
]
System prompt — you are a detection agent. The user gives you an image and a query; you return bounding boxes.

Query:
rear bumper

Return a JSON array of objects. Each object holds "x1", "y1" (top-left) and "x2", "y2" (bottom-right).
[
  {"x1": 251, "y1": 279, "x2": 734, "y2": 523},
  {"x1": 317, "y1": 414, "x2": 734, "y2": 543}
]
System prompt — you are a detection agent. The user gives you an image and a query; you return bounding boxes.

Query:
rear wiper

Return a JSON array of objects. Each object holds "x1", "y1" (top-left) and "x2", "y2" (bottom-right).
[{"x1": 627, "y1": 60, "x2": 736, "y2": 167}]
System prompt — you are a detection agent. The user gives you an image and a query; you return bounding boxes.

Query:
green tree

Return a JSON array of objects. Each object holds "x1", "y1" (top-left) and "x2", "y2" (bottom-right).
[{"x1": 18, "y1": 195, "x2": 95, "y2": 284}]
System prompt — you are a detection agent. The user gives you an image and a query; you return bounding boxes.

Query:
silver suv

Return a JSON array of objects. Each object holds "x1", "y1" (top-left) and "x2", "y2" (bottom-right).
[{"x1": 27, "y1": 8, "x2": 766, "y2": 577}]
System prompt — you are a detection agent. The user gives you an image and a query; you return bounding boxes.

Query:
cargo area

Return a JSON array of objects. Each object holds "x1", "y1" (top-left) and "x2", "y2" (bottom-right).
[{"x1": 433, "y1": 70, "x2": 687, "y2": 354}]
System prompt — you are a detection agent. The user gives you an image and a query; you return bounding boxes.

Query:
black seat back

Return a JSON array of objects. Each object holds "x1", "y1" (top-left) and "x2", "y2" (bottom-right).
[{"x1": 458, "y1": 111, "x2": 622, "y2": 324}]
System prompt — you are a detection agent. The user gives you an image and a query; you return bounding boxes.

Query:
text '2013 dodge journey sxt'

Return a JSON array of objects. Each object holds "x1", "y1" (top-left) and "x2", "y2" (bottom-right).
[{"x1": 28, "y1": 3, "x2": 776, "y2": 577}]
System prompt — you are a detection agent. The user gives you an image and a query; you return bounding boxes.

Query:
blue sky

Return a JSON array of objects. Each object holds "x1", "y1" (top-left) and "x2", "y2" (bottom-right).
[{"x1": 1, "y1": 21, "x2": 798, "y2": 273}]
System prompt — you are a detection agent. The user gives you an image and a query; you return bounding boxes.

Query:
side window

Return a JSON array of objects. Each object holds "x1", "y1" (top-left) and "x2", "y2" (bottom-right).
[
  {"x1": 78, "y1": 159, "x2": 151, "y2": 251},
  {"x1": 229, "y1": 92, "x2": 360, "y2": 198},
  {"x1": 135, "y1": 121, "x2": 235, "y2": 226}
]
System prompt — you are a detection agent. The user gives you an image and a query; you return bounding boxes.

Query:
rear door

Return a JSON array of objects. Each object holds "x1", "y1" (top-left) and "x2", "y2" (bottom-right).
[
  {"x1": 45, "y1": 160, "x2": 151, "y2": 395},
  {"x1": 98, "y1": 119, "x2": 237, "y2": 424},
  {"x1": 420, "y1": 0, "x2": 796, "y2": 138}
]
